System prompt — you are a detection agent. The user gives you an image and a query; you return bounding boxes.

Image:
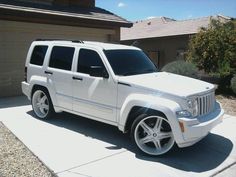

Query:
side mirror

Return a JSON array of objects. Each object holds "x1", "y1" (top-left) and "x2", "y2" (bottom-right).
[{"x1": 90, "y1": 66, "x2": 109, "y2": 79}]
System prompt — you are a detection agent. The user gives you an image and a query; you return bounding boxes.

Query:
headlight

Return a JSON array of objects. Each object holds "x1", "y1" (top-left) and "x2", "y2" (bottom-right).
[
  {"x1": 176, "y1": 98, "x2": 198, "y2": 118},
  {"x1": 187, "y1": 98, "x2": 198, "y2": 117}
]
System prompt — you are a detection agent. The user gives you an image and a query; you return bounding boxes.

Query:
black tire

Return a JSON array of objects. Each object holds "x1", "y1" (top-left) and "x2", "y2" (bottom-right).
[{"x1": 31, "y1": 88, "x2": 55, "y2": 119}]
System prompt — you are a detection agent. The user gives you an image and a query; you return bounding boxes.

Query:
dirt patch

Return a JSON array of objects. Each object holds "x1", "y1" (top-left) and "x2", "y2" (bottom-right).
[
  {"x1": 216, "y1": 95, "x2": 236, "y2": 116},
  {"x1": 0, "y1": 122, "x2": 56, "y2": 177}
]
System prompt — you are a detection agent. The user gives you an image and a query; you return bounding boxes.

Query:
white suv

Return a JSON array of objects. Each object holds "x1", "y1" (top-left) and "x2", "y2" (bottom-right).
[{"x1": 22, "y1": 39, "x2": 224, "y2": 155}]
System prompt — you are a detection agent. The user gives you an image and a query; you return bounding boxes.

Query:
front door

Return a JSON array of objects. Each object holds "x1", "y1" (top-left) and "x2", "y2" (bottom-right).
[
  {"x1": 72, "y1": 48, "x2": 117, "y2": 123},
  {"x1": 148, "y1": 51, "x2": 160, "y2": 67}
]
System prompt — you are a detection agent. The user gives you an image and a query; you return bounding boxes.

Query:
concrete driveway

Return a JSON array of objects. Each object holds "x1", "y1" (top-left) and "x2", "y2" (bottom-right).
[{"x1": 0, "y1": 96, "x2": 236, "y2": 177}]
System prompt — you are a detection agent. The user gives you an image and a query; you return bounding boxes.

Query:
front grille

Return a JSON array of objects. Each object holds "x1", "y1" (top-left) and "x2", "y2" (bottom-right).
[{"x1": 197, "y1": 92, "x2": 215, "y2": 116}]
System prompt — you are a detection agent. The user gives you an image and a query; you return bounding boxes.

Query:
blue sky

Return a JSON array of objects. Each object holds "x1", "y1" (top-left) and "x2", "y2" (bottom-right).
[{"x1": 96, "y1": 0, "x2": 236, "y2": 21}]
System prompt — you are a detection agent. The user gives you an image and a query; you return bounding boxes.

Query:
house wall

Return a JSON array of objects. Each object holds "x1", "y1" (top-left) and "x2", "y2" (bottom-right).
[
  {"x1": 0, "y1": 20, "x2": 117, "y2": 97},
  {"x1": 122, "y1": 35, "x2": 190, "y2": 69}
]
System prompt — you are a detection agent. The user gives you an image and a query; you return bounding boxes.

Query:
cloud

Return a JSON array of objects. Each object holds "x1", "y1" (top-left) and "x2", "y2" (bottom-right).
[
  {"x1": 147, "y1": 16, "x2": 156, "y2": 19},
  {"x1": 187, "y1": 14, "x2": 193, "y2": 19},
  {"x1": 118, "y1": 2, "x2": 126, "y2": 8}
]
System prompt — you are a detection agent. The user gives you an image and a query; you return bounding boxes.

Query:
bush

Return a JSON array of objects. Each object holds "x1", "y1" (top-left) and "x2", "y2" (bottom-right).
[
  {"x1": 186, "y1": 19, "x2": 236, "y2": 77},
  {"x1": 161, "y1": 60, "x2": 199, "y2": 78},
  {"x1": 231, "y1": 75, "x2": 236, "y2": 94}
]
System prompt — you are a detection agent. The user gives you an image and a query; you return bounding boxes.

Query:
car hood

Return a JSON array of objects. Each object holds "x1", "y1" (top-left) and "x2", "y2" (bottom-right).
[{"x1": 118, "y1": 72, "x2": 215, "y2": 97}]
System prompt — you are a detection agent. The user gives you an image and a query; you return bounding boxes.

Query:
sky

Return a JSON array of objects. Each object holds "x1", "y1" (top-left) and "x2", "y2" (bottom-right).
[{"x1": 96, "y1": 0, "x2": 236, "y2": 21}]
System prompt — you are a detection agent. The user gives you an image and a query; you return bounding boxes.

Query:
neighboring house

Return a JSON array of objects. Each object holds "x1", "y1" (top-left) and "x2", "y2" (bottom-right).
[
  {"x1": 121, "y1": 15, "x2": 231, "y2": 68},
  {"x1": 0, "y1": 0, "x2": 132, "y2": 97}
]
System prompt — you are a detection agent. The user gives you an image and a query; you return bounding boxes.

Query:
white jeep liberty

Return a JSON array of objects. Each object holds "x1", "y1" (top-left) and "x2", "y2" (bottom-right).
[{"x1": 22, "y1": 39, "x2": 224, "y2": 155}]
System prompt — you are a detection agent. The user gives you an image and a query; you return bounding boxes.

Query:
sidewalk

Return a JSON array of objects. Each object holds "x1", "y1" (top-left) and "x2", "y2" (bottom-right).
[{"x1": 0, "y1": 96, "x2": 235, "y2": 177}]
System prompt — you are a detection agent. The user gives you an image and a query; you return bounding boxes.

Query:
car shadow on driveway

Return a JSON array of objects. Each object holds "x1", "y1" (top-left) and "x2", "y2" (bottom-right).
[
  {"x1": 0, "y1": 96, "x2": 30, "y2": 109},
  {"x1": 27, "y1": 110, "x2": 233, "y2": 173}
]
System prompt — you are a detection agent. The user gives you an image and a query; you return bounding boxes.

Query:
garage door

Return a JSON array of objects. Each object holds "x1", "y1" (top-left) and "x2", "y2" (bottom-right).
[{"x1": 0, "y1": 20, "x2": 115, "y2": 97}]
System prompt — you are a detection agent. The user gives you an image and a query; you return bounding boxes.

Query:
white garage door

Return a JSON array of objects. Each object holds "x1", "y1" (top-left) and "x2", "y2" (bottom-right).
[{"x1": 0, "y1": 20, "x2": 115, "y2": 97}]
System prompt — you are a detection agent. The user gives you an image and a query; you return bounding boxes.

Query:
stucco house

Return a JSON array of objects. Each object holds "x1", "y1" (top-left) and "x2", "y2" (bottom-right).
[
  {"x1": 0, "y1": 0, "x2": 132, "y2": 97},
  {"x1": 121, "y1": 15, "x2": 231, "y2": 68}
]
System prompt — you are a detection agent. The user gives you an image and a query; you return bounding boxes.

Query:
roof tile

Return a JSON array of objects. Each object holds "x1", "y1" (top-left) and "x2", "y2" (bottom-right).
[{"x1": 121, "y1": 15, "x2": 229, "y2": 41}]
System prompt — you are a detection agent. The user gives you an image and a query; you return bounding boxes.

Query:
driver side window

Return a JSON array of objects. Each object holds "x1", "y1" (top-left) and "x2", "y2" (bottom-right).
[{"x1": 77, "y1": 49, "x2": 105, "y2": 74}]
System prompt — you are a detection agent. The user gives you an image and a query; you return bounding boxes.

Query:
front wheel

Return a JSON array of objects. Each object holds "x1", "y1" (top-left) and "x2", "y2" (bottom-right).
[
  {"x1": 131, "y1": 114, "x2": 175, "y2": 156},
  {"x1": 31, "y1": 89, "x2": 54, "y2": 119}
]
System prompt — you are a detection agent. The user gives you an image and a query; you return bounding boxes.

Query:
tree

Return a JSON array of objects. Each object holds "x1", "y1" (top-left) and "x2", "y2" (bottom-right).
[{"x1": 187, "y1": 19, "x2": 236, "y2": 77}]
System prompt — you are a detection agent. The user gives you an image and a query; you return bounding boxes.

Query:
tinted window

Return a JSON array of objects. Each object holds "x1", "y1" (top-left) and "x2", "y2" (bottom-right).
[
  {"x1": 49, "y1": 46, "x2": 75, "y2": 71},
  {"x1": 104, "y1": 50, "x2": 157, "y2": 76},
  {"x1": 78, "y1": 49, "x2": 105, "y2": 74},
  {"x1": 30, "y1": 45, "x2": 48, "y2": 66}
]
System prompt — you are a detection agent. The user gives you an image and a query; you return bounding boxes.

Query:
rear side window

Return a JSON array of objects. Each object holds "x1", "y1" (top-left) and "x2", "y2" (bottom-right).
[
  {"x1": 49, "y1": 46, "x2": 75, "y2": 71},
  {"x1": 30, "y1": 45, "x2": 48, "y2": 66},
  {"x1": 78, "y1": 49, "x2": 105, "y2": 74}
]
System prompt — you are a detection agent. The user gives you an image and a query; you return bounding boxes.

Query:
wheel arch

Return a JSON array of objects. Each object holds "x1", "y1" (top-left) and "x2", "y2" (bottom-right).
[
  {"x1": 124, "y1": 106, "x2": 167, "y2": 133},
  {"x1": 31, "y1": 84, "x2": 49, "y2": 98},
  {"x1": 118, "y1": 94, "x2": 184, "y2": 144},
  {"x1": 30, "y1": 82, "x2": 59, "y2": 112}
]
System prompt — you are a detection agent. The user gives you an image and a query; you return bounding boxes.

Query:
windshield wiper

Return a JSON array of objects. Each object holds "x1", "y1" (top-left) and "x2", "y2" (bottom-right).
[
  {"x1": 141, "y1": 69, "x2": 158, "y2": 74},
  {"x1": 121, "y1": 71, "x2": 141, "y2": 76},
  {"x1": 121, "y1": 69, "x2": 157, "y2": 76}
]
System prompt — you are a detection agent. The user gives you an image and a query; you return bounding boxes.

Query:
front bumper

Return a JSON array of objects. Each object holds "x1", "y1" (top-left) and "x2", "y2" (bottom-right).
[{"x1": 177, "y1": 102, "x2": 224, "y2": 148}]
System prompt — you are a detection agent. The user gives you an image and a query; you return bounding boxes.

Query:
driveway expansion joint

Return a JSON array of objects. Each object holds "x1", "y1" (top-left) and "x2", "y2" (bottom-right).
[
  {"x1": 68, "y1": 171, "x2": 92, "y2": 177},
  {"x1": 210, "y1": 161, "x2": 236, "y2": 177},
  {"x1": 56, "y1": 150, "x2": 127, "y2": 174}
]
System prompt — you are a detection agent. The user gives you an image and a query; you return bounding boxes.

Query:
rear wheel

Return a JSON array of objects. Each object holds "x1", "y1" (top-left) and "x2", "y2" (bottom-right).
[
  {"x1": 131, "y1": 114, "x2": 175, "y2": 156},
  {"x1": 31, "y1": 89, "x2": 54, "y2": 119}
]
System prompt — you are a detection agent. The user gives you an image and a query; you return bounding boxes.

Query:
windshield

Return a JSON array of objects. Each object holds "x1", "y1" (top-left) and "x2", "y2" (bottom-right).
[{"x1": 104, "y1": 49, "x2": 158, "y2": 76}]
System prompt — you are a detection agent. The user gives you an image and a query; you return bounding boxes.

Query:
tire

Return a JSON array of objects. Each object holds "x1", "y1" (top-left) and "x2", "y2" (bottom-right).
[
  {"x1": 131, "y1": 113, "x2": 175, "y2": 156},
  {"x1": 31, "y1": 88, "x2": 55, "y2": 119}
]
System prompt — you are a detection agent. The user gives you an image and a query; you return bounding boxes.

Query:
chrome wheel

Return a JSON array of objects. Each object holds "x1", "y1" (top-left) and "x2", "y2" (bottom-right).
[
  {"x1": 134, "y1": 115, "x2": 175, "y2": 155},
  {"x1": 32, "y1": 90, "x2": 49, "y2": 119}
]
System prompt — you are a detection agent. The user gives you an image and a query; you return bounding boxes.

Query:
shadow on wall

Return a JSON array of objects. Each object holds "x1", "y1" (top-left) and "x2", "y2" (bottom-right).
[{"x1": 27, "y1": 110, "x2": 233, "y2": 172}]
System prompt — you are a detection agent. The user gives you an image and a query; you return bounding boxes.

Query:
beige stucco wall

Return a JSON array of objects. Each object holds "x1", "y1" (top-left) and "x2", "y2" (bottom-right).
[
  {"x1": 0, "y1": 20, "x2": 117, "y2": 97},
  {"x1": 122, "y1": 35, "x2": 190, "y2": 69}
]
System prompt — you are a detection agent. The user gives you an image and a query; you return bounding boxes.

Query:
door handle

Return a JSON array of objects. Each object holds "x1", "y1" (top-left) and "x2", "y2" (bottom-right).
[
  {"x1": 44, "y1": 71, "x2": 53, "y2": 75},
  {"x1": 72, "y1": 76, "x2": 83, "y2": 81}
]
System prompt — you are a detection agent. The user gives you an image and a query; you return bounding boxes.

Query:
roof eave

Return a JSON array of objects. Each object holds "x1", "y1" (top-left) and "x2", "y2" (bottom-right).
[
  {"x1": 121, "y1": 32, "x2": 197, "y2": 41},
  {"x1": 0, "y1": 5, "x2": 133, "y2": 28}
]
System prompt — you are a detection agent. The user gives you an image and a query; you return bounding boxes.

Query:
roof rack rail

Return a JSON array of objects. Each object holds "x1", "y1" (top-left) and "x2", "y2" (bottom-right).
[{"x1": 35, "y1": 39, "x2": 84, "y2": 44}]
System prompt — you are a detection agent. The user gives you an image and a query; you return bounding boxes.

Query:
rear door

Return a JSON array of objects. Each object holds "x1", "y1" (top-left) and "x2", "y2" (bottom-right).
[{"x1": 45, "y1": 45, "x2": 75, "y2": 110}]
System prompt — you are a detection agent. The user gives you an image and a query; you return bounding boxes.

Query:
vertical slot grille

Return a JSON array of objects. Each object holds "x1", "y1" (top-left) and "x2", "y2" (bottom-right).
[{"x1": 197, "y1": 92, "x2": 215, "y2": 116}]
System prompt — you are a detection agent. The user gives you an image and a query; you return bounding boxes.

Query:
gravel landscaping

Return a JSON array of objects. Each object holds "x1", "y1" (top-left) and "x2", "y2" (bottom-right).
[
  {"x1": 0, "y1": 122, "x2": 56, "y2": 177},
  {"x1": 216, "y1": 95, "x2": 236, "y2": 116}
]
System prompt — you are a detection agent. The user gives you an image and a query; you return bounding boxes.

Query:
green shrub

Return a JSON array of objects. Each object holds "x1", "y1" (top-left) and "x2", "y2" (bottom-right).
[
  {"x1": 161, "y1": 60, "x2": 199, "y2": 78},
  {"x1": 186, "y1": 19, "x2": 236, "y2": 77},
  {"x1": 231, "y1": 75, "x2": 236, "y2": 94}
]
